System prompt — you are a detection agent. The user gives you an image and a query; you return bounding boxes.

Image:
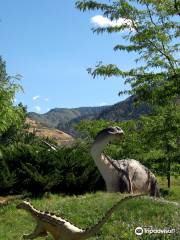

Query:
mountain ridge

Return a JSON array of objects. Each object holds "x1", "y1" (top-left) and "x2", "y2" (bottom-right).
[{"x1": 28, "y1": 96, "x2": 149, "y2": 136}]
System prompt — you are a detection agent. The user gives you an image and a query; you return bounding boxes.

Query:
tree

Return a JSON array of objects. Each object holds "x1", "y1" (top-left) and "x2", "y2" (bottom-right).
[
  {"x1": 0, "y1": 57, "x2": 23, "y2": 134},
  {"x1": 76, "y1": 0, "x2": 180, "y2": 188},
  {"x1": 0, "y1": 103, "x2": 27, "y2": 145},
  {"x1": 77, "y1": 116, "x2": 180, "y2": 187},
  {"x1": 76, "y1": 0, "x2": 180, "y2": 106},
  {"x1": 140, "y1": 106, "x2": 180, "y2": 187}
]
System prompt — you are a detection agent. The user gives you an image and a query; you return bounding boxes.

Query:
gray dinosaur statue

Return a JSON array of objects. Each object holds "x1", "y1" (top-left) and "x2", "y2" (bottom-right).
[
  {"x1": 91, "y1": 126, "x2": 160, "y2": 197},
  {"x1": 17, "y1": 194, "x2": 143, "y2": 240}
]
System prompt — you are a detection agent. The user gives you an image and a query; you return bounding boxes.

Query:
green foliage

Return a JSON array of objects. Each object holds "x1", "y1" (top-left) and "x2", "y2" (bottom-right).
[
  {"x1": 0, "y1": 57, "x2": 24, "y2": 134},
  {"x1": 76, "y1": 0, "x2": 180, "y2": 106},
  {"x1": 0, "y1": 158, "x2": 16, "y2": 191},
  {"x1": 0, "y1": 103, "x2": 28, "y2": 146},
  {"x1": 76, "y1": 0, "x2": 180, "y2": 188},
  {"x1": 76, "y1": 118, "x2": 180, "y2": 185},
  {"x1": 76, "y1": 119, "x2": 111, "y2": 139},
  {"x1": 0, "y1": 141, "x2": 104, "y2": 196},
  {"x1": 138, "y1": 105, "x2": 180, "y2": 187}
]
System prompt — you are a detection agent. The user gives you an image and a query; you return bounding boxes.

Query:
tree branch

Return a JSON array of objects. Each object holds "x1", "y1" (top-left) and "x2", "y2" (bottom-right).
[{"x1": 174, "y1": 0, "x2": 180, "y2": 16}]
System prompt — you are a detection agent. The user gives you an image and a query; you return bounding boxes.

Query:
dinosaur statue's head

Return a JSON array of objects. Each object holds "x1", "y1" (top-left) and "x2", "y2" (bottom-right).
[
  {"x1": 16, "y1": 201, "x2": 32, "y2": 210},
  {"x1": 94, "y1": 126, "x2": 124, "y2": 144}
]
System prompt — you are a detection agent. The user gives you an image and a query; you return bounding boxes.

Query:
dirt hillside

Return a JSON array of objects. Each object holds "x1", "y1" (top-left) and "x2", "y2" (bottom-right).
[{"x1": 26, "y1": 117, "x2": 74, "y2": 146}]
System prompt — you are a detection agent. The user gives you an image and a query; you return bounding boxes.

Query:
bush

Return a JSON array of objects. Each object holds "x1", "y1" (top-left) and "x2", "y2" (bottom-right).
[{"x1": 0, "y1": 142, "x2": 104, "y2": 196}]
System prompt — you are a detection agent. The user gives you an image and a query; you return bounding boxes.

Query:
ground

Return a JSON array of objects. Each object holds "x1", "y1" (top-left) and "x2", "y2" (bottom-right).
[{"x1": 0, "y1": 179, "x2": 179, "y2": 240}]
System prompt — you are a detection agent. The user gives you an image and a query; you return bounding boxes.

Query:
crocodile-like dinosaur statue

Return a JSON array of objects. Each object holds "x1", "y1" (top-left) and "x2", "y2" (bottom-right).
[{"x1": 17, "y1": 194, "x2": 143, "y2": 240}]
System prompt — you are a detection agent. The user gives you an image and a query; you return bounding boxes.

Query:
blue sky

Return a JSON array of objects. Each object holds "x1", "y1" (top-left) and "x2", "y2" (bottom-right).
[{"x1": 0, "y1": 0, "x2": 135, "y2": 113}]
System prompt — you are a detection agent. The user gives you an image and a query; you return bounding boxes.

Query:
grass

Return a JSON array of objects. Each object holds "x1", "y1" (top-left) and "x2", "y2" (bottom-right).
[
  {"x1": 0, "y1": 188, "x2": 179, "y2": 240},
  {"x1": 158, "y1": 176, "x2": 180, "y2": 201}
]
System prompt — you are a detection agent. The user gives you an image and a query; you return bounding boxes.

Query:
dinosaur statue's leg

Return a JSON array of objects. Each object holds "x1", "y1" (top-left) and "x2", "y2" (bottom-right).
[
  {"x1": 106, "y1": 180, "x2": 120, "y2": 192},
  {"x1": 105, "y1": 182, "x2": 112, "y2": 192},
  {"x1": 23, "y1": 224, "x2": 48, "y2": 239},
  {"x1": 128, "y1": 178, "x2": 133, "y2": 194},
  {"x1": 150, "y1": 176, "x2": 160, "y2": 197},
  {"x1": 118, "y1": 174, "x2": 133, "y2": 194}
]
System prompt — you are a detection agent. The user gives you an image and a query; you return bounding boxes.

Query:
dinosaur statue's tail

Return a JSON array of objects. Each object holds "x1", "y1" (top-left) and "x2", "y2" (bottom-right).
[
  {"x1": 149, "y1": 175, "x2": 160, "y2": 198},
  {"x1": 79, "y1": 194, "x2": 144, "y2": 240}
]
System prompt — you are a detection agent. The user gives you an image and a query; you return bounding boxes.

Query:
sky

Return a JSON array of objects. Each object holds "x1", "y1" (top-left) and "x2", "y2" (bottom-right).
[{"x1": 0, "y1": 0, "x2": 135, "y2": 113}]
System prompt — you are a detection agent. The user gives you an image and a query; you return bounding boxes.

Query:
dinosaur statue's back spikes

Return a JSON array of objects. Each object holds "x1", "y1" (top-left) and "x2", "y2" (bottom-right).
[{"x1": 17, "y1": 194, "x2": 144, "y2": 240}]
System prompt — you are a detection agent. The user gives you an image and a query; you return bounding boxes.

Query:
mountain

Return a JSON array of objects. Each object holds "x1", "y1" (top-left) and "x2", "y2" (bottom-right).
[
  {"x1": 98, "y1": 96, "x2": 151, "y2": 121},
  {"x1": 28, "y1": 96, "x2": 150, "y2": 136},
  {"x1": 28, "y1": 106, "x2": 108, "y2": 135},
  {"x1": 26, "y1": 117, "x2": 74, "y2": 146}
]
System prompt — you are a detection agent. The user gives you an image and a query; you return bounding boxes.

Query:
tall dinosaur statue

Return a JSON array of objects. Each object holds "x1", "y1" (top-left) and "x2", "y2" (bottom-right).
[
  {"x1": 17, "y1": 194, "x2": 143, "y2": 240},
  {"x1": 91, "y1": 126, "x2": 160, "y2": 197}
]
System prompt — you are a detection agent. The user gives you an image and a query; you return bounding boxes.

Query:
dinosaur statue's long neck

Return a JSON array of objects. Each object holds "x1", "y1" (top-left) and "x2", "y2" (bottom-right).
[{"x1": 90, "y1": 138, "x2": 112, "y2": 178}]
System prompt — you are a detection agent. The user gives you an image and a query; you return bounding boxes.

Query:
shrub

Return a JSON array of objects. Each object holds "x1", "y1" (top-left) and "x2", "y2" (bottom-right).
[{"x1": 0, "y1": 142, "x2": 104, "y2": 196}]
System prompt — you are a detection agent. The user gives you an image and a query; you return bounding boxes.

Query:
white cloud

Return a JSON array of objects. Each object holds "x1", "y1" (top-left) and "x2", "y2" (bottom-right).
[
  {"x1": 32, "y1": 95, "x2": 40, "y2": 101},
  {"x1": 34, "y1": 106, "x2": 41, "y2": 113},
  {"x1": 44, "y1": 98, "x2": 49, "y2": 102},
  {"x1": 91, "y1": 15, "x2": 133, "y2": 29},
  {"x1": 99, "y1": 102, "x2": 107, "y2": 106},
  {"x1": 14, "y1": 98, "x2": 17, "y2": 103}
]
